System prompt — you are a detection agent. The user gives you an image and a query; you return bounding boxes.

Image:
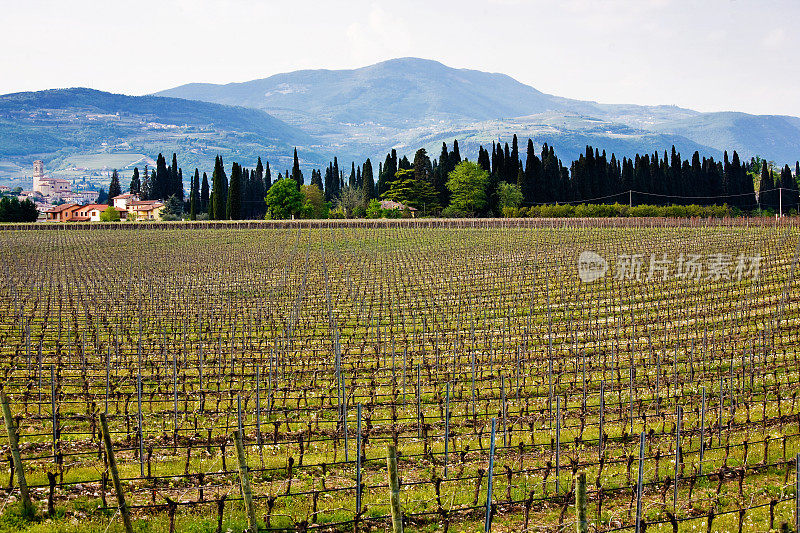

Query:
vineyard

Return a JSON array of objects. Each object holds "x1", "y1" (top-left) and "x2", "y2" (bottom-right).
[{"x1": 1, "y1": 220, "x2": 800, "y2": 532}]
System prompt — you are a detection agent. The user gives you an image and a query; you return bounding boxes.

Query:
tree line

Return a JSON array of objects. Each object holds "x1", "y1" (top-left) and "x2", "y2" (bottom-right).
[{"x1": 105, "y1": 140, "x2": 800, "y2": 220}]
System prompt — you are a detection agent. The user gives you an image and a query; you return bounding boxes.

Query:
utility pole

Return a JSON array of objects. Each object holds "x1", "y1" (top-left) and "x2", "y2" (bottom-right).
[
  {"x1": 779, "y1": 187, "x2": 783, "y2": 218},
  {"x1": 629, "y1": 190, "x2": 632, "y2": 208}
]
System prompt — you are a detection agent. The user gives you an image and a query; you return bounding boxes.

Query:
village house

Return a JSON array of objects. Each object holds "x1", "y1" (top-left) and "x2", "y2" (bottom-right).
[
  {"x1": 379, "y1": 199, "x2": 417, "y2": 217},
  {"x1": 127, "y1": 200, "x2": 164, "y2": 221},
  {"x1": 45, "y1": 203, "x2": 81, "y2": 222},
  {"x1": 73, "y1": 203, "x2": 112, "y2": 222},
  {"x1": 112, "y1": 193, "x2": 138, "y2": 211}
]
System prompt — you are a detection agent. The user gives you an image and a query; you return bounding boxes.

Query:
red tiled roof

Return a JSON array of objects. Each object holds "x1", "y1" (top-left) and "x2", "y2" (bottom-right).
[
  {"x1": 113, "y1": 193, "x2": 136, "y2": 199},
  {"x1": 46, "y1": 203, "x2": 78, "y2": 213}
]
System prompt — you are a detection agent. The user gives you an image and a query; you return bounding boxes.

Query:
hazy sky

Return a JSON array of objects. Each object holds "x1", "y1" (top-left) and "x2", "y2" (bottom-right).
[{"x1": 3, "y1": 0, "x2": 799, "y2": 116}]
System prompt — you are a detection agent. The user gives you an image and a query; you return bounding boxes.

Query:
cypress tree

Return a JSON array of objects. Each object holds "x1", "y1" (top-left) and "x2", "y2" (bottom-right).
[
  {"x1": 189, "y1": 169, "x2": 199, "y2": 220},
  {"x1": 264, "y1": 161, "x2": 272, "y2": 189},
  {"x1": 227, "y1": 162, "x2": 242, "y2": 220},
  {"x1": 311, "y1": 169, "x2": 324, "y2": 191},
  {"x1": 201, "y1": 172, "x2": 210, "y2": 213},
  {"x1": 140, "y1": 165, "x2": 150, "y2": 200},
  {"x1": 780, "y1": 164, "x2": 798, "y2": 213},
  {"x1": 211, "y1": 156, "x2": 227, "y2": 220},
  {"x1": 171, "y1": 153, "x2": 182, "y2": 200},
  {"x1": 291, "y1": 148, "x2": 304, "y2": 187},
  {"x1": 155, "y1": 153, "x2": 169, "y2": 200},
  {"x1": 108, "y1": 170, "x2": 121, "y2": 204},
  {"x1": 129, "y1": 167, "x2": 141, "y2": 195},
  {"x1": 451, "y1": 139, "x2": 461, "y2": 164},
  {"x1": 522, "y1": 139, "x2": 540, "y2": 204},
  {"x1": 177, "y1": 168, "x2": 184, "y2": 202},
  {"x1": 362, "y1": 158, "x2": 375, "y2": 200},
  {"x1": 349, "y1": 162, "x2": 356, "y2": 188},
  {"x1": 758, "y1": 162, "x2": 774, "y2": 210},
  {"x1": 477, "y1": 146, "x2": 491, "y2": 174},
  {"x1": 332, "y1": 157, "x2": 340, "y2": 198}
]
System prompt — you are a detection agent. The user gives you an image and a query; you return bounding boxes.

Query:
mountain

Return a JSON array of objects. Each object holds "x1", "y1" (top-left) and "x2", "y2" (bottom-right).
[
  {"x1": 0, "y1": 88, "x2": 320, "y2": 181},
  {"x1": 157, "y1": 57, "x2": 800, "y2": 164}
]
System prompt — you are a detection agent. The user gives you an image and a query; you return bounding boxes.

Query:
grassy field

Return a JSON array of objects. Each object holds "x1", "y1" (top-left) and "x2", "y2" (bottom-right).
[{"x1": 0, "y1": 221, "x2": 799, "y2": 532}]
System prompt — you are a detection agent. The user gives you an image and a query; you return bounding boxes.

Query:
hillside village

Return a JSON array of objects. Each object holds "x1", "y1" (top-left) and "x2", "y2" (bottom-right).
[{"x1": 6, "y1": 160, "x2": 165, "y2": 222}]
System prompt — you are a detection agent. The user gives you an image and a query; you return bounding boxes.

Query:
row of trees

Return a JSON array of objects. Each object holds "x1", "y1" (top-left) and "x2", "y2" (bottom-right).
[
  {"x1": 107, "y1": 141, "x2": 800, "y2": 220},
  {"x1": 0, "y1": 196, "x2": 38, "y2": 222}
]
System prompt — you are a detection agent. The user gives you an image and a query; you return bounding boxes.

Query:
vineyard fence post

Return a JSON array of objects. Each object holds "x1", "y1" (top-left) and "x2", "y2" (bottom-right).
[
  {"x1": 576, "y1": 470, "x2": 587, "y2": 533},
  {"x1": 386, "y1": 445, "x2": 403, "y2": 533},
  {"x1": 233, "y1": 429, "x2": 258, "y2": 533},
  {"x1": 100, "y1": 413, "x2": 132, "y2": 533},
  {"x1": 485, "y1": 418, "x2": 496, "y2": 532}
]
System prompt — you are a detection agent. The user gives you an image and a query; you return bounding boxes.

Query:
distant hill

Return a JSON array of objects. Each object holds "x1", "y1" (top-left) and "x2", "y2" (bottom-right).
[
  {"x1": 157, "y1": 57, "x2": 800, "y2": 164},
  {"x1": 0, "y1": 88, "x2": 319, "y2": 178}
]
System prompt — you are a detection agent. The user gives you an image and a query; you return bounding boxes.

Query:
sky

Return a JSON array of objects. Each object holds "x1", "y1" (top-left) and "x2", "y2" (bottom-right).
[{"x1": 2, "y1": 0, "x2": 799, "y2": 116}]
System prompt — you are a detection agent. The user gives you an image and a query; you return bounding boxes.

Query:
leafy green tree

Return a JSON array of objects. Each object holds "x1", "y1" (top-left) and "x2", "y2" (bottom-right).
[
  {"x1": 227, "y1": 162, "x2": 242, "y2": 220},
  {"x1": 447, "y1": 161, "x2": 490, "y2": 214},
  {"x1": 99, "y1": 206, "x2": 121, "y2": 222},
  {"x1": 301, "y1": 184, "x2": 328, "y2": 219},
  {"x1": 366, "y1": 199, "x2": 383, "y2": 219},
  {"x1": 382, "y1": 168, "x2": 440, "y2": 214},
  {"x1": 497, "y1": 182, "x2": 523, "y2": 210},
  {"x1": 265, "y1": 178, "x2": 304, "y2": 219},
  {"x1": 129, "y1": 167, "x2": 141, "y2": 195},
  {"x1": 108, "y1": 170, "x2": 122, "y2": 204},
  {"x1": 97, "y1": 188, "x2": 109, "y2": 204},
  {"x1": 337, "y1": 186, "x2": 365, "y2": 218}
]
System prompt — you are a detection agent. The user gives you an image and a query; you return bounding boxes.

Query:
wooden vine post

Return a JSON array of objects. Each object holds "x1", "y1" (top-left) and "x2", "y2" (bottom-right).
[
  {"x1": 100, "y1": 412, "x2": 132, "y2": 533},
  {"x1": 387, "y1": 445, "x2": 403, "y2": 533},
  {"x1": 233, "y1": 429, "x2": 258, "y2": 533},
  {"x1": 1, "y1": 391, "x2": 35, "y2": 518}
]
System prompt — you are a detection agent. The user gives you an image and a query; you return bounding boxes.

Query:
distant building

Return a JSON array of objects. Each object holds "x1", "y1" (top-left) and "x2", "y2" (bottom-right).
[
  {"x1": 63, "y1": 190, "x2": 100, "y2": 204},
  {"x1": 32, "y1": 160, "x2": 44, "y2": 192},
  {"x1": 31, "y1": 160, "x2": 71, "y2": 196}
]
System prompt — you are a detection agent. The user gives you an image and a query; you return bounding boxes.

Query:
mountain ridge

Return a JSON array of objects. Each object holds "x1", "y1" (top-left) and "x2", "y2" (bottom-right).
[{"x1": 156, "y1": 57, "x2": 800, "y2": 164}]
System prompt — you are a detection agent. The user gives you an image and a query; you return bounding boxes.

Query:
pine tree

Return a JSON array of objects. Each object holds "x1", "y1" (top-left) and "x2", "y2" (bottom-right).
[
  {"x1": 291, "y1": 148, "x2": 304, "y2": 187},
  {"x1": 413, "y1": 149, "x2": 432, "y2": 182},
  {"x1": 108, "y1": 170, "x2": 121, "y2": 204},
  {"x1": 227, "y1": 162, "x2": 242, "y2": 220},
  {"x1": 129, "y1": 167, "x2": 141, "y2": 195}
]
